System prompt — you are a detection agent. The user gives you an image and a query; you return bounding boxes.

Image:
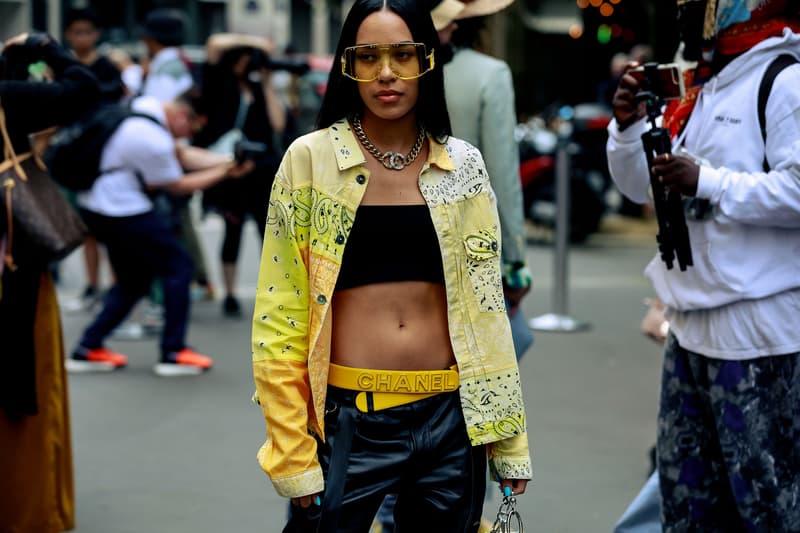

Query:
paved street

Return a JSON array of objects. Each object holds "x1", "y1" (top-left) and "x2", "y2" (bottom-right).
[{"x1": 57, "y1": 207, "x2": 663, "y2": 533}]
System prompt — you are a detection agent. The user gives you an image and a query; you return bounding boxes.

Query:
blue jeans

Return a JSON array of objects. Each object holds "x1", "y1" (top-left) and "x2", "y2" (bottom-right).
[
  {"x1": 78, "y1": 209, "x2": 193, "y2": 359},
  {"x1": 614, "y1": 471, "x2": 661, "y2": 533},
  {"x1": 507, "y1": 302, "x2": 533, "y2": 361}
]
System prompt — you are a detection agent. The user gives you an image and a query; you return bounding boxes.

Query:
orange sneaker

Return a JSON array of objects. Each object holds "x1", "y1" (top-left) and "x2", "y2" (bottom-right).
[
  {"x1": 154, "y1": 348, "x2": 214, "y2": 377},
  {"x1": 67, "y1": 347, "x2": 128, "y2": 373}
]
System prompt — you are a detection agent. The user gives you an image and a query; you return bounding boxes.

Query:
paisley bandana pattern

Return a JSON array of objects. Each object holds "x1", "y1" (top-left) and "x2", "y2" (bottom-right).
[
  {"x1": 252, "y1": 120, "x2": 531, "y2": 497},
  {"x1": 463, "y1": 229, "x2": 506, "y2": 313}
]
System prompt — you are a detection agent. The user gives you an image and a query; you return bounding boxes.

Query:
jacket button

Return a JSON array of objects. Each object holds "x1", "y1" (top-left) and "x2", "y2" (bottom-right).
[
  {"x1": 491, "y1": 242, "x2": 498, "y2": 251},
  {"x1": 317, "y1": 294, "x2": 327, "y2": 304},
  {"x1": 356, "y1": 174, "x2": 366, "y2": 184},
  {"x1": 335, "y1": 234, "x2": 345, "y2": 244}
]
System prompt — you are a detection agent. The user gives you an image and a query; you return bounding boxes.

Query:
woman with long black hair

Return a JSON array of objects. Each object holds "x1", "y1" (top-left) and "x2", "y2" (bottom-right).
[
  {"x1": 195, "y1": 35, "x2": 287, "y2": 317},
  {"x1": 252, "y1": 1, "x2": 532, "y2": 530}
]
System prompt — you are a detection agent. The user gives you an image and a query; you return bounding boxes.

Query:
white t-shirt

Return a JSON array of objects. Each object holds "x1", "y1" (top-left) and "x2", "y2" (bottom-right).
[
  {"x1": 77, "y1": 97, "x2": 183, "y2": 217},
  {"x1": 667, "y1": 289, "x2": 800, "y2": 360}
]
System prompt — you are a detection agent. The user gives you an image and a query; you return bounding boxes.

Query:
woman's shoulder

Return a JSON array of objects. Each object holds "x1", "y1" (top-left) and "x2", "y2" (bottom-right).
[
  {"x1": 430, "y1": 136, "x2": 493, "y2": 198},
  {"x1": 442, "y1": 135, "x2": 484, "y2": 165},
  {"x1": 278, "y1": 126, "x2": 340, "y2": 182}
]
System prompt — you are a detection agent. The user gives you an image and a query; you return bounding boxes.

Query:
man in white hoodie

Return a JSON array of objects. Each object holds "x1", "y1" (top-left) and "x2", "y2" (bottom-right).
[{"x1": 606, "y1": 0, "x2": 800, "y2": 530}]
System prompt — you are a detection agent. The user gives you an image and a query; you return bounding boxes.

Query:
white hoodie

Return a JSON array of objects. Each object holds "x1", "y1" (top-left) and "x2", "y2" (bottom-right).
[{"x1": 607, "y1": 29, "x2": 800, "y2": 314}]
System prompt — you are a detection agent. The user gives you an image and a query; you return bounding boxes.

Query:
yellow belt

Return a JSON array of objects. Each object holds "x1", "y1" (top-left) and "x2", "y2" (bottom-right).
[{"x1": 328, "y1": 363, "x2": 459, "y2": 412}]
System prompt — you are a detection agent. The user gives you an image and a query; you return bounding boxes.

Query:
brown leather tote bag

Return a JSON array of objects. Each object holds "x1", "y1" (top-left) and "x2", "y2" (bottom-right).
[{"x1": 0, "y1": 101, "x2": 86, "y2": 270}]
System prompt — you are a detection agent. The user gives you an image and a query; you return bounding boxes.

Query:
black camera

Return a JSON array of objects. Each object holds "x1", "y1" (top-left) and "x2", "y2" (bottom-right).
[
  {"x1": 233, "y1": 139, "x2": 268, "y2": 163},
  {"x1": 630, "y1": 63, "x2": 685, "y2": 101},
  {"x1": 245, "y1": 48, "x2": 271, "y2": 74},
  {"x1": 268, "y1": 57, "x2": 311, "y2": 76},
  {"x1": 246, "y1": 48, "x2": 310, "y2": 76}
]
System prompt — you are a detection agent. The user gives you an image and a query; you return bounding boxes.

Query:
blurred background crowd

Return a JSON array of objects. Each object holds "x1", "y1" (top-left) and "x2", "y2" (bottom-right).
[{"x1": 0, "y1": 1, "x2": 702, "y2": 532}]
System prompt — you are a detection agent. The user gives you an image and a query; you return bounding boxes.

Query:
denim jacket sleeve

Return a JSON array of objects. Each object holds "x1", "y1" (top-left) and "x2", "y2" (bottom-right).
[
  {"x1": 252, "y1": 161, "x2": 323, "y2": 499},
  {"x1": 488, "y1": 432, "x2": 533, "y2": 480}
]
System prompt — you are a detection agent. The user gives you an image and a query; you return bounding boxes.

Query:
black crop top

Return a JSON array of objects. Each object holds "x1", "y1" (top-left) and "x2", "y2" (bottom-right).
[{"x1": 335, "y1": 204, "x2": 446, "y2": 291}]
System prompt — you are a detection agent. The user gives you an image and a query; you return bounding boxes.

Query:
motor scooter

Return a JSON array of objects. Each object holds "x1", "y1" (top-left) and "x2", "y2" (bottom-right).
[{"x1": 517, "y1": 103, "x2": 616, "y2": 242}]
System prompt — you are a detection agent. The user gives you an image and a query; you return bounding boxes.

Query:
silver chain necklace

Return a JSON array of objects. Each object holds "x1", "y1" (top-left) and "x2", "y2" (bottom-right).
[{"x1": 352, "y1": 116, "x2": 425, "y2": 171}]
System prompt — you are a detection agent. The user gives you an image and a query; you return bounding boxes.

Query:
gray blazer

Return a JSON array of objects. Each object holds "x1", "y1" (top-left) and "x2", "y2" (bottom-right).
[{"x1": 444, "y1": 47, "x2": 526, "y2": 266}]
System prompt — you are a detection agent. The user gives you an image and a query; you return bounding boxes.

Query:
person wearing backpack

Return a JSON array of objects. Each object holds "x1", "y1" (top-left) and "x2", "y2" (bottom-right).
[
  {"x1": 606, "y1": 1, "x2": 800, "y2": 530},
  {"x1": 67, "y1": 92, "x2": 253, "y2": 376}
]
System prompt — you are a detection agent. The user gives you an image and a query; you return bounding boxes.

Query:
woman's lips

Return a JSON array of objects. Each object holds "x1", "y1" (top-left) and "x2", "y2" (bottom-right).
[{"x1": 376, "y1": 91, "x2": 401, "y2": 103}]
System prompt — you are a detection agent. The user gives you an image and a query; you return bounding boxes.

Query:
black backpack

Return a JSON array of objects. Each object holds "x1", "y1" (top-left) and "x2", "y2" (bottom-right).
[{"x1": 44, "y1": 104, "x2": 162, "y2": 191}]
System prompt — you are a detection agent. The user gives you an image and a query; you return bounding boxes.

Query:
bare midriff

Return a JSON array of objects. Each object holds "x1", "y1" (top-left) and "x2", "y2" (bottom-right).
[{"x1": 331, "y1": 281, "x2": 456, "y2": 371}]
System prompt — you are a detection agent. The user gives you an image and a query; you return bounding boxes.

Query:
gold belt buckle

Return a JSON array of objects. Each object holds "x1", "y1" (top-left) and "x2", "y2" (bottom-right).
[{"x1": 354, "y1": 390, "x2": 440, "y2": 413}]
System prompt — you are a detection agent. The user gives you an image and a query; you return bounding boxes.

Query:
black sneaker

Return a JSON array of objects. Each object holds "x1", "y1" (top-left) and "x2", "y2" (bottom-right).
[{"x1": 222, "y1": 295, "x2": 241, "y2": 317}]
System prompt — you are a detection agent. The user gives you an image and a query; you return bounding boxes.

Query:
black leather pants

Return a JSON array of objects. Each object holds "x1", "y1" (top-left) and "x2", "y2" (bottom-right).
[{"x1": 284, "y1": 386, "x2": 486, "y2": 533}]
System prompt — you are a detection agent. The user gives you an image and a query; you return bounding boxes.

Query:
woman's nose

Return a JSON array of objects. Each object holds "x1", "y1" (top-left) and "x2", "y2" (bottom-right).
[{"x1": 377, "y1": 56, "x2": 395, "y2": 81}]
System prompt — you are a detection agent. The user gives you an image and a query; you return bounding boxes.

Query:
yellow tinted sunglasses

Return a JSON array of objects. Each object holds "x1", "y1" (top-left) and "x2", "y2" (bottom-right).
[{"x1": 341, "y1": 42, "x2": 435, "y2": 82}]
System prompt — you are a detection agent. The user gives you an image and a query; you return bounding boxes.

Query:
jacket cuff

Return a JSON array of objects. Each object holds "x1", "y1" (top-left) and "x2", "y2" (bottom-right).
[
  {"x1": 487, "y1": 431, "x2": 532, "y2": 480},
  {"x1": 694, "y1": 165, "x2": 722, "y2": 202},
  {"x1": 503, "y1": 263, "x2": 532, "y2": 290},
  {"x1": 490, "y1": 455, "x2": 533, "y2": 481},
  {"x1": 269, "y1": 465, "x2": 325, "y2": 498}
]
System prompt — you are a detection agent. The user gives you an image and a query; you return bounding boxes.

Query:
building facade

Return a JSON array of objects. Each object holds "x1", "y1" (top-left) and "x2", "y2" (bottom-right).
[{"x1": 0, "y1": 0, "x2": 346, "y2": 56}]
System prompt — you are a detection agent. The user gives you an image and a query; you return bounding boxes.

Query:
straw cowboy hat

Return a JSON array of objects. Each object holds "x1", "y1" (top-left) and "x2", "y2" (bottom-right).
[
  {"x1": 458, "y1": 0, "x2": 515, "y2": 19},
  {"x1": 431, "y1": 0, "x2": 466, "y2": 30},
  {"x1": 431, "y1": 0, "x2": 513, "y2": 30}
]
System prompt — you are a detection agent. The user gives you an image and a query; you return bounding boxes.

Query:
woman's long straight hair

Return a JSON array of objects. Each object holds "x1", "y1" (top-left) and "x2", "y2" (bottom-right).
[{"x1": 316, "y1": 0, "x2": 452, "y2": 140}]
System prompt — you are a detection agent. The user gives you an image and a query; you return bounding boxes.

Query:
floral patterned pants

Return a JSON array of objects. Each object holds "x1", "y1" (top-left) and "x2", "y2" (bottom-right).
[{"x1": 657, "y1": 335, "x2": 800, "y2": 532}]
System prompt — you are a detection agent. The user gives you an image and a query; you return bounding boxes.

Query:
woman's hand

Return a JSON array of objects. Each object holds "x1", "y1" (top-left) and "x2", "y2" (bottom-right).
[
  {"x1": 500, "y1": 478, "x2": 528, "y2": 496},
  {"x1": 504, "y1": 285, "x2": 530, "y2": 316},
  {"x1": 226, "y1": 159, "x2": 255, "y2": 178},
  {"x1": 290, "y1": 493, "x2": 322, "y2": 508}
]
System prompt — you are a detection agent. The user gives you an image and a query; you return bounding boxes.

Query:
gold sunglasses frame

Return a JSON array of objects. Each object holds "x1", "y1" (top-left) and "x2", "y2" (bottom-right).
[{"x1": 340, "y1": 42, "x2": 436, "y2": 82}]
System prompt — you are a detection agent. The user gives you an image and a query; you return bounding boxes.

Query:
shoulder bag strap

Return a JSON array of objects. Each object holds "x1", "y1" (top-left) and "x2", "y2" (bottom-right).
[{"x1": 758, "y1": 54, "x2": 798, "y2": 172}]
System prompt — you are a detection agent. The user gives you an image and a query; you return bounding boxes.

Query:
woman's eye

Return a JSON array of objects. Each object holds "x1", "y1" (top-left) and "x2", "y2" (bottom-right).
[{"x1": 357, "y1": 53, "x2": 377, "y2": 62}]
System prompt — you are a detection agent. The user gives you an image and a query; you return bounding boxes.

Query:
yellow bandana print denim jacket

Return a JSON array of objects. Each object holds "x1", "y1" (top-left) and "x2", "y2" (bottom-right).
[{"x1": 252, "y1": 119, "x2": 532, "y2": 498}]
